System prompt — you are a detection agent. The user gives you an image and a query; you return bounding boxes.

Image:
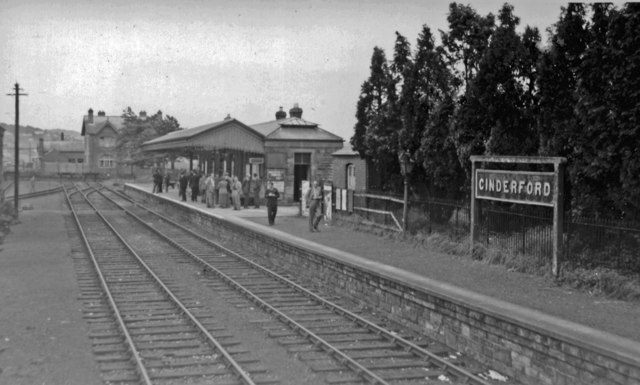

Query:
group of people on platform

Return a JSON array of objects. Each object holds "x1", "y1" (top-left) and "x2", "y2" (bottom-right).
[
  {"x1": 152, "y1": 168, "x2": 324, "y2": 229},
  {"x1": 152, "y1": 169, "x2": 277, "y2": 216},
  {"x1": 172, "y1": 171, "x2": 264, "y2": 210},
  {"x1": 152, "y1": 168, "x2": 172, "y2": 194}
]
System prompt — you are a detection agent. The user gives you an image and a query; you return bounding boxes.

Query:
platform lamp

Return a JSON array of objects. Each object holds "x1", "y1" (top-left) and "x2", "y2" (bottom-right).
[{"x1": 399, "y1": 150, "x2": 414, "y2": 231}]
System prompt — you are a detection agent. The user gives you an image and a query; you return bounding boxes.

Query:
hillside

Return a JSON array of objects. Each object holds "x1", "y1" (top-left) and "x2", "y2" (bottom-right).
[{"x1": 0, "y1": 123, "x2": 82, "y2": 141}]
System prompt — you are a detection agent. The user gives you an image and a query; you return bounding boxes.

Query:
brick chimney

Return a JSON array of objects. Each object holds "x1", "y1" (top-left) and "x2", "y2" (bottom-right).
[
  {"x1": 88, "y1": 108, "x2": 94, "y2": 123},
  {"x1": 60, "y1": 132, "x2": 64, "y2": 141},
  {"x1": 97, "y1": 110, "x2": 106, "y2": 117},
  {"x1": 275, "y1": 106, "x2": 286, "y2": 120},
  {"x1": 140, "y1": 110, "x2": 147, "y2": 120},
  {"x1": 224, "y1": 114, "x2": 232, "y2": 120},
  {"x1": 289, "y1": 103, "x2": 303, "y2": 119}
]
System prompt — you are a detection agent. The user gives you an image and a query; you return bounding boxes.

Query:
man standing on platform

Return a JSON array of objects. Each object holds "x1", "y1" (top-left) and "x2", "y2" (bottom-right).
[
  {"x1": 251, "y1": 173, "x2": 261, "y2": 209},
  {"x1": 189, "y1": 171, "x2": 201, "y2": 202},
  {"x1": 265, "y1": 181, "x2": 279, "y2": 226},
  {"x1": 306, "y1": 180, "x2": 324, "y2": 232},
  {"x1": 242, "y1": 174, "x2": 251, "y2": 209},
  {"x1": 178, "y1": 170, "x2": 188, "y2": 202},
  {"x1": 205, "y1": 173, "x2": 216, "y2": 208}
]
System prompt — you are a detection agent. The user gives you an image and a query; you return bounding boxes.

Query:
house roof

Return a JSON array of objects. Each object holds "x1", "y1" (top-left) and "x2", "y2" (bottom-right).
[
  {"x1": 81, "y1": 115, "x2": 124, "y2": 136},
  {"x1": 250, "y1": 117, "x2": 342, "y2": 142},
  {"x1": 141, "y1": 114, "x2": 343, "y2": 152}
]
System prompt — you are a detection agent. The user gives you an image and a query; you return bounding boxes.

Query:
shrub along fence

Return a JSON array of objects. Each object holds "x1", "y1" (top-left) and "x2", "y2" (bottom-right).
[{"x1": 347, "y1": 190, "x2": 640, "y2": 275}]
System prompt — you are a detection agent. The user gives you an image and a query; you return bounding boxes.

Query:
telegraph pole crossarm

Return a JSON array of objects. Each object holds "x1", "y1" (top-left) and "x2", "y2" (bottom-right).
[{"x1": 6, "y1": 83, "x2": 28, "y2": 216}]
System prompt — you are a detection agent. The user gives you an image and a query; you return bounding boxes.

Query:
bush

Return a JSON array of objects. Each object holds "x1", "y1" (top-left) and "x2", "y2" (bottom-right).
[{"x1": 0, "y1": 201, "x2": 17, "y2": 244}]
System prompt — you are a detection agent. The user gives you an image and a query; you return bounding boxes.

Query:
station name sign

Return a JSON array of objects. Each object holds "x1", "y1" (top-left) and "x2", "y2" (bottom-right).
[{"x1": 475, "y1": 169, "x2": 555, "y2": 206}]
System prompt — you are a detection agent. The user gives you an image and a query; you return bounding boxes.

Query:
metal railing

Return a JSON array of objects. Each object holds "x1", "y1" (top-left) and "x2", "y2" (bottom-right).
[{"x1": 346, "y1": 190, "x2": 640, "y2": 274}]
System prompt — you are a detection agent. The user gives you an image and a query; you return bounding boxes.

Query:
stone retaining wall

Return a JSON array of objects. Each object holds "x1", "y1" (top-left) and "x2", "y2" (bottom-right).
[{"x1": 124, "y1": 184, "x2": 640, "y2": 385}]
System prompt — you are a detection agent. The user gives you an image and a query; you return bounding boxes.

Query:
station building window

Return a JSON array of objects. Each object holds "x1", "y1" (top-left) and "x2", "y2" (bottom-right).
[{"x1": 99, "y1": 156, "x2": 115, "y2": 168}]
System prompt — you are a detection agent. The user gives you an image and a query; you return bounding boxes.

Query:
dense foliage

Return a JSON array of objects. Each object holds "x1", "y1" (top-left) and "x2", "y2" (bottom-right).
[
  {"x1": 350, "y1": 2, "x2": 640, "y2": 219},
  {"x1": 115, "y1": 108, "x2": 181, "y2": 166}
]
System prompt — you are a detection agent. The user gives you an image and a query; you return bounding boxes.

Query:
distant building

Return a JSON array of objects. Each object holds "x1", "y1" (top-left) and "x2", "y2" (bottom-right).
[
  {"x1": 80, "y1": 109, "x2": 123, "y2": 174},
  {"x1": 142, "y1": 104, "x2": 344, "y2": 204},
  {"x1": 39, "y1": 139, "x2": 85, "y2": 174}
]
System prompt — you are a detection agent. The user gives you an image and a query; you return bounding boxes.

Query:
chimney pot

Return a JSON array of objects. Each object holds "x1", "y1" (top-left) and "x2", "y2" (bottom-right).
[
  {"x1": 224, "y1": 114, "x2": 232, "y2": 120},
  {"x1": 97, "y1": 110, "x2": 105, "y2": 117},
  {"x1": 289, "y1": 103, "x2": 303, "y2": 119},
  {"x1": 88, "y1": 108, "x2": 94, "y2": 123},
  {"x1": 275, "y1": 106, "x2": 286, "y2": 120}
]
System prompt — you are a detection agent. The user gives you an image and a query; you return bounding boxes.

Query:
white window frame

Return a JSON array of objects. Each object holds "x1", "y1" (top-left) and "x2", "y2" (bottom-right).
[{"x1": 99, "y1": 156, "x2": 115, "y2": 168}]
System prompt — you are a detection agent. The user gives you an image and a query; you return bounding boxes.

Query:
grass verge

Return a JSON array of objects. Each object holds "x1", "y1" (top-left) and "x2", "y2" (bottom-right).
[{"x1": 333, "y1": 213, "x2": 640, "y2": 302}]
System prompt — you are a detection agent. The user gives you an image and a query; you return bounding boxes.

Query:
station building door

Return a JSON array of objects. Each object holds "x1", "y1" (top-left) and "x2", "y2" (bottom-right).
[{"x1": 293, "y1": 152, "x2": 310, "y2": 202}]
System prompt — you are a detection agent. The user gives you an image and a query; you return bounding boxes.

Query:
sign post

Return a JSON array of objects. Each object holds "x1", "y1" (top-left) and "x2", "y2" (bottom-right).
[{"x1": 470, "y1": 156, "x2": 566, "y2": 277}]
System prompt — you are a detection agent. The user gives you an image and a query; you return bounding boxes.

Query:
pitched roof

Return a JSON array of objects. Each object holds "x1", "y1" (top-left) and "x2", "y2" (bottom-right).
[
  {"x1": 250, "y1": 117, "x2": 342, "y2": 142},
  {"x1": 81, "y1": 115, "x2": 124, "y2": 136},
  {"x1": 331, "y1": 146, "x2": 360, "y2": 156},
  {"x1": 143, "y1": 118, "x2": 264, "y2": 146}
]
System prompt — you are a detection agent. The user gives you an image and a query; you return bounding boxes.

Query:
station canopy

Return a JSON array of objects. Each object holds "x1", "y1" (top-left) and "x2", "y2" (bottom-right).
[{"x1": 141, "y1": 118, "x2": 265, "y2": 154}]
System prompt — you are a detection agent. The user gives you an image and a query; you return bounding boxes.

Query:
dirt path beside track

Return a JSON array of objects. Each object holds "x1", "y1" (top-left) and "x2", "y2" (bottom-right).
[{"x1": 0, "y1": 192, "x2": 102, "y2": 385}]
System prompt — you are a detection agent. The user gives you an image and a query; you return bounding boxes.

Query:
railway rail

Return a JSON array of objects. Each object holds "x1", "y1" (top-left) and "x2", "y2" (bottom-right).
[
  {"x1": 65, "y1": 183, "x2": 266, "y2": 385},
  {"x1": 69, "y1": 182, "x2": 514, "y2": 385}
]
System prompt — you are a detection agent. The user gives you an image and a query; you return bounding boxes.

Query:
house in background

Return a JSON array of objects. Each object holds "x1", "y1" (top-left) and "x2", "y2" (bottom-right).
[
  {"x1": 81, "y1": 108, "x2": 123, "y2": 175},
  {"x1": 39, "y1": 139, "x2": 85, "y2": 174}
]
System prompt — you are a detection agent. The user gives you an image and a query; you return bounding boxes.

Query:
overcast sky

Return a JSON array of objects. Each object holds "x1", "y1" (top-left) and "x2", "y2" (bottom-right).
[{"x1": 2, "y1": 0, "x2": 574, "y2": 142}]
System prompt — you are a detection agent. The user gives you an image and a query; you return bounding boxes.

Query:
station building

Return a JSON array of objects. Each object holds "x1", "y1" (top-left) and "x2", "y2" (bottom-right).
[{"x1": 141, "y1": 104, "x2": 344, "y2": 204}]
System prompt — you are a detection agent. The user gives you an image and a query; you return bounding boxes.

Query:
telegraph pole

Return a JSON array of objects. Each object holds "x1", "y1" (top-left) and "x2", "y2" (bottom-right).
[{"x1": 7, "y1": 83, "x2": 28, "y2": 216}]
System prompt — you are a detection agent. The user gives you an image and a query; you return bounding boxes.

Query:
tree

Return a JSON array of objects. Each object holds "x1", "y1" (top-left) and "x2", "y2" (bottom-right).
[
  {"x1": 397, "y1": 25, "x2": 460, "y2": 196},
  {"x1": 537, "y1": 4, "x2": 589, "y2": 157},
  {"x1": 420, "y1": 95, "x2": 465, "y2": 198},
  {"x1": 440, "y1": 2, "x2": 495, "y2": 92},
  {"x1": 350, "y1": 47, "x2": 393, "y2": 158},
  {"x1": 571, "y1": 3, "x2": 640, "y2": 217},
  {"x1": 116, "y1": 108, "x2": 181, "y2": 168},
  {"x1": 350, "y1": 47, "x2": 401, "y2": 190},
  {"x1": 451, "y1": 4, "x2": 540, "y2": 183}
]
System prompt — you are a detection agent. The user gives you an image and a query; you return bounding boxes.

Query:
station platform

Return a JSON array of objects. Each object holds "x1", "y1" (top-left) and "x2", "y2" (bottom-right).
[
  {"x1": 128, "y1": 183, "x2": 301, "y2": 219},
  {"x1": 127, "y1": 183, "x2": 640, "y2": 344}
]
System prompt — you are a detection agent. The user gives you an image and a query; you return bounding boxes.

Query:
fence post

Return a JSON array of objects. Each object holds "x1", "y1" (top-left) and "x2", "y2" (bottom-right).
[
  {"x1": 552, "y1": 160, "x2": 565, "y2": 277},
  {"x1": 470, "y1": 159, "x2": 479, "y2": 254},
  {"x1": 521, "y1": 213, "x2": 526, "y2": 255}
]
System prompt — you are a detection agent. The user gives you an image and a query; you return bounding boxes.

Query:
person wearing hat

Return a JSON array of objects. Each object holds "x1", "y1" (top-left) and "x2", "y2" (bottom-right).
[
  {"x1": 265, "y1": 181, "x2": 280, "y2": 225},
  {"x1": 305, "y1": 179, "x2": 324, "y2": 232}
]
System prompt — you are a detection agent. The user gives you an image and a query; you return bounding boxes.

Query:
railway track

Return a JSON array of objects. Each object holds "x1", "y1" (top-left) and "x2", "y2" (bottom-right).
[
  {"x1": 65, "y1": 183, "x2": 270, "y2": 385},
  {"x1": 72, "y1": 183, "x2": 515, "y2": 385}
]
